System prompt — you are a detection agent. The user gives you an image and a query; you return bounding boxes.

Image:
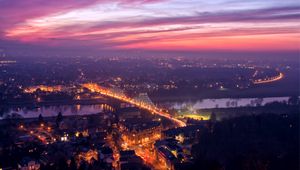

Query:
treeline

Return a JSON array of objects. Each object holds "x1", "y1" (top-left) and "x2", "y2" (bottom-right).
[{"x1": 189, "y1": 111, "x2": 299, "y2": 170}]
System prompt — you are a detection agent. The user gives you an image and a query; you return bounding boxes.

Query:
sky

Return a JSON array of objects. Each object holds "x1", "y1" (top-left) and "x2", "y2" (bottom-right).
[{"x1": 0, "y1": 0, "x2": 299, "y2": 53}]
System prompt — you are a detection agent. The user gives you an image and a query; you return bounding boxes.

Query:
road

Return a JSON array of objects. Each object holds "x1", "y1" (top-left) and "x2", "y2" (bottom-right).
[
  {"x1": 82, "y1": 83, "x2": 186, "y2": 127},
  {"x1": 253, "y1": 72, "x2": 284, "y2": 84}
]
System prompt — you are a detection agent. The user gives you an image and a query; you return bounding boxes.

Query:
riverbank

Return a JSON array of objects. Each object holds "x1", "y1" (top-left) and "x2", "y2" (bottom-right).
[{"x1": 183, "y1": 104, "x2": 300, "y2": 121}]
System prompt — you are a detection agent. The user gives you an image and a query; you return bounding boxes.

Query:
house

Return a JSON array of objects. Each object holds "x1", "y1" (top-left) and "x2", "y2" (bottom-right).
[{"x1": 18, "y1": 157, "x2": 40, "y2": 170}]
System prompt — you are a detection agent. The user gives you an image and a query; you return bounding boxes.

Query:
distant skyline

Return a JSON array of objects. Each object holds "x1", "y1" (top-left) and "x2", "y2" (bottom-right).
[{"x1": 0, "y1": 0, "x2": 299, "y2": 53}]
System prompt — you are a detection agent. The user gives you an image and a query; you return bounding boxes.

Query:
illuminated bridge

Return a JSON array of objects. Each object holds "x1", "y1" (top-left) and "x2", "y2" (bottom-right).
[{"x1": 82, "y1": 83, "x2": 186, "y2": 127}]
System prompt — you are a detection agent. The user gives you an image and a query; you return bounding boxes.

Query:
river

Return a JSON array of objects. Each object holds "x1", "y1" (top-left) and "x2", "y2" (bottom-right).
[
  {"x1": 163, "y1": 96, "x2": 291, "y2": 110},
  {"x1": 1, "y1": 96, "x2": 293, "y2": 119},
  {"x1": 1, "y1": 104, "x2": 114, "y2": 119}
]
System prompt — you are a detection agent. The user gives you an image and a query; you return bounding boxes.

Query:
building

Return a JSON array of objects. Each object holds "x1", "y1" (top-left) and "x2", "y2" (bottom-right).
[
  {"x1": 163, "y1": 125, "x2": 203, "y2": 144},
  {"x1": 117, "y1": 107, "x2": 141, "y2": 121},
  {"x1": 77, "y1": 148, "x2": 98, "y2": 164},
  {"x1": 18, "y1": 157, "x2": 40, "y2": 170},
  {"x1": 156, "y1": 146, "x2": 177, "y2": 170},
  {"x1": 98, "y1": 146, "x2": 114, "y2": 166},
  {"x1": 118, "y1": 150, "x2": 149, "y2": 170},
  {"x1": 119, "y1": 118, "x2": 162, "y2": 146},
  {"x1": 154, "y1": 138, "x2": 194, "y2": 170}
]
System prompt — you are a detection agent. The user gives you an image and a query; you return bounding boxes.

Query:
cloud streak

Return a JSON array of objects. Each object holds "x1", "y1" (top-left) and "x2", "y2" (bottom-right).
[{"x1": 0, "y1": 0, "x2": 299, "y2": 51}]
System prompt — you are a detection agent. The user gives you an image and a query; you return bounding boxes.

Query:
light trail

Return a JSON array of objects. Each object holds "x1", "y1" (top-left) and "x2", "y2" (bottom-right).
[
  {"x1": 82, "y1": 83, "x2": 186, "y2": 127},
  {"x1": 253, "y1": 72, "x2": 284, "y2": 84}
]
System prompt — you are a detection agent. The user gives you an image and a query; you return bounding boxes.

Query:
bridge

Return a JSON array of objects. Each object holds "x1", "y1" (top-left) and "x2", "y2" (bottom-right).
[{"x1": 82, "y1": 83, "x2": 186, "y2": 127}]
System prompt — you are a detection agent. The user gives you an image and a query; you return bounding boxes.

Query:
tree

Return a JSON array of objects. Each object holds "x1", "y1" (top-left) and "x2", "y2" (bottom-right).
[
  {"x1": 57, "y1": 157, "x2": 68, "y2": 170},
  {"x1": 78, "y1": 161, "x2": 87, "y2": 170},
  {"x1": 38, "y1": 114, "x2": 44, "y2": 124},
  {"x1": 56, "y1": 112, "x2": 63, "y2": 128},
  {"x1": 210, "y1": 112, "x2": 217, "y2": 122},
  {"x1": 288, "y1": 96, "x2": 299, "y2": 106},
  {"x1": 69, "y1": 157, "x2": 77, "y2": 170}
]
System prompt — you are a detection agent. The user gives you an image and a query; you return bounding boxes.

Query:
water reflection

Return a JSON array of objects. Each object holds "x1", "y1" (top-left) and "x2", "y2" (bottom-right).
[
  {"x1": 2, "y1": 104, "x2": 114, "y2": 119},
  {"x1": 165, "y1": 96, "x2": 291, "y2": 110}
]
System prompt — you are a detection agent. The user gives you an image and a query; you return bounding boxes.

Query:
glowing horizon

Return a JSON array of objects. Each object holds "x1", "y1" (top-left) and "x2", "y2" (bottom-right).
[{"x1": 1, "y1": 0, "x2": 299, "y2": 51}]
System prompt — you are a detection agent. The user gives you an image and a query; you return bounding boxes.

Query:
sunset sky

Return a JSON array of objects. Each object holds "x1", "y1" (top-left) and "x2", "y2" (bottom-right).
[{"x1": 0, "y1": 0, "x2": 299, "y2": 52}]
